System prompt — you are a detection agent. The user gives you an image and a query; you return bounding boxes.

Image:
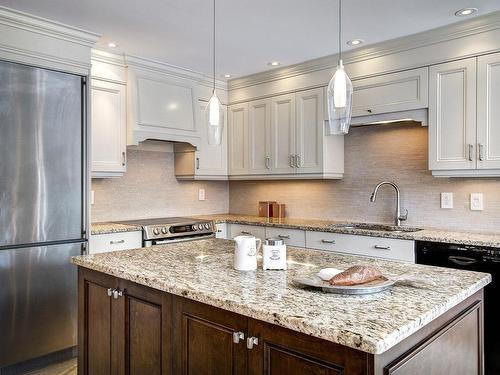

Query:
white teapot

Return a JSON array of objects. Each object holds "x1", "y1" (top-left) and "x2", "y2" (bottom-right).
[{"x1": 233, "y1": 235, "x2": 261, "y2": 271}]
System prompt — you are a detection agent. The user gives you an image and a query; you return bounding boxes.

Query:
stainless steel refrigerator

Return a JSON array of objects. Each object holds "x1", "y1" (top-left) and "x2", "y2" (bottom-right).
[{"x1": 0, "y1": 60, "x2": 87, "y2": 371}]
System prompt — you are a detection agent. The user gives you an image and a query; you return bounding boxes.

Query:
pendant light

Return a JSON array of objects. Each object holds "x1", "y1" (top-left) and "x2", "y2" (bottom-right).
[
  {"x1": 327, "y1": 0, "x2": 353, "y2": 135},
  {"x1": 205, "y1": 0, "x2": 224, "y2": 145}
]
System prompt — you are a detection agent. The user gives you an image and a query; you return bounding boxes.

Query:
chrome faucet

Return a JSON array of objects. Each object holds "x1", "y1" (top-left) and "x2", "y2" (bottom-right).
[{"x1": 370, "y1": 181, "x2": 408, "y2": 227}]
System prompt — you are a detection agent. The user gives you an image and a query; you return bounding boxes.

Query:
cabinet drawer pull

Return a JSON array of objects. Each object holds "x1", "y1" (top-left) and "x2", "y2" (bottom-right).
[
  {"x1": 278, "y1": 235, "x2": 290, "y2": 239},
  {"x1": 247, "y1": 336, "x2": 259, "y2": 349},
  {"x1": 107, "y1": 288, "x2": 114, "y2": 297},
  {"x1": 374, "y1": 245, "x2": 391, "y2": 250},
  {"x1": 321, "y1": 239, "x2": 335, "y2": 244},
  {"x1": 241, "y1": 231, "x2": 252, "y2": 235},
  {"x1": 468, "y1": 144, "x2": 474, "y2": 161},
  {"x1": 295, "y1": 154, "x2": 302, "y2": 168},
  {"x1": 289, "y1": 155, "x2": 296, "y2": 168},
  {"x1": 233, "y1": 331, "x2": 245, "y2": 344},
  {"x1": 122, "y1": 151, "x2": 126, "y2": 166},
  {"x1": 196, "y1": 157, "x2": 200, "y2": 170},
  {"x1": 112, "y1": 288, "x2": 123, "y2": 299},
  {"x1": 110, "y1": 239, "x2": 125, "y2": 245},
  {"x1": 265, "y1": 155, "x2": 271, "y2": 169}
]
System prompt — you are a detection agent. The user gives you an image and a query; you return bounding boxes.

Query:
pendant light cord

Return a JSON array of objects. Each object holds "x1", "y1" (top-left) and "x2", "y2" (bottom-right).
[
  {"x1": 213, "y1": 0, "x2": 216, "y2": 92},
  {"x1": 338, "y1": 0, "x2": 342, "y2": 62}
]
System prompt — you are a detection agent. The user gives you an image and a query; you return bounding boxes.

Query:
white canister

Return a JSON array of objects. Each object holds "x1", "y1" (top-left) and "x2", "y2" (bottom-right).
[
  {"x1": 233, "y1": 235, "x2": 261, "y2": 271},
  {"x1": 262, "y1": 238, "x2": 287, "y2": 270}
]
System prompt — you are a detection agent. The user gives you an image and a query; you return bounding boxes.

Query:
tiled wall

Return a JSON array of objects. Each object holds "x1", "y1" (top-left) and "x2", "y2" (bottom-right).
[
  {"x1": 229, "y1": 123, "x2": 500, "y2": 232},
  {"x1": 91, "y1": 141, "x2": 229, "y2": 222}
]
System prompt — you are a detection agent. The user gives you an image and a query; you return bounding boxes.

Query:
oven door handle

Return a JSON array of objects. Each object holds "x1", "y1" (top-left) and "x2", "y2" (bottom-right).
[{"x1": 448, "y1": 256, "x2": 478, "y2": 266}]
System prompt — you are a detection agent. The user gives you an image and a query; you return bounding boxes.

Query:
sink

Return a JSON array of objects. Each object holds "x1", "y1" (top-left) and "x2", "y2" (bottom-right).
[{"x1": 331, "y1": 223, "x2": 422, "y2": 233}]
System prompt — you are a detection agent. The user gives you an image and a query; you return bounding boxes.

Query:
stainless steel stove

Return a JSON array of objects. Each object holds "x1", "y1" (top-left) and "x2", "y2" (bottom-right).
[{"x1": 115, "y1": 217, "x2": 215, "y2": 246}]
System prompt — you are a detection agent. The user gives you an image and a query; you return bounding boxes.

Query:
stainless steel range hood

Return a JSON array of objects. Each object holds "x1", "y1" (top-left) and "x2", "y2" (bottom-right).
[{"x1": 350, "y1": 109, "x2": 428, "y2": 127}]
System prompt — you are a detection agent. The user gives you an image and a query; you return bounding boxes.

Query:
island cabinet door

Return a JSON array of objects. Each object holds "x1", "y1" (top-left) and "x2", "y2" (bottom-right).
[
  {"x1": 172, "y1": 296, "x2": 248, "y2": 375},
  {"x1": 247, "y1": 319, "x2": 370, "y2": 375},
  {"x1": 116, "y1": 278, "x2": 172, "y2": 375}
]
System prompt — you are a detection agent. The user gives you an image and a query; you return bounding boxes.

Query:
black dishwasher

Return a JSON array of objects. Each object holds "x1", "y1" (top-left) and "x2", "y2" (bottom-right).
[{"x1": 416, "y1": 241, "x2": 499, "y2": 375}]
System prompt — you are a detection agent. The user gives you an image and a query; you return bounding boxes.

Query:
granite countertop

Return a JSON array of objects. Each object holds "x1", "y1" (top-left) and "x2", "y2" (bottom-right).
[
  {"x1": 91, "y1": 222, "x2": 142, "y2": 235},
  {"x1": 72, "y1": 238, "x2": 490, "y2": 354},
  {"x1": 195, "y1": 214, "x2": 500, "y2": 248}
]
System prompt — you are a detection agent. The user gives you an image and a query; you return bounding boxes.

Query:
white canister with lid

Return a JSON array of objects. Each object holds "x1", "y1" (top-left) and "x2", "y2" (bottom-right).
[{"x1": 262, "y1": 238, "x2": 287, "y2": 270}]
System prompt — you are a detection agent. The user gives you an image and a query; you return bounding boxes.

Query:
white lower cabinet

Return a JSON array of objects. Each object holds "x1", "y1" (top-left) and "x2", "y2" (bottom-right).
[
  {"x1": 229, "y1": 224, "x2": 266, "y2": 240},
  {"x1": 215, "y1": 223, "x2": 227, "y2": 239},
  {"x1": 89, "y1": 231, "x2": 143, "y2": 254},
  {"x1": 265, "y1": 227, "x2": 305, "y2": 248},
  {"x1": 305, "y1": 231, "x2": 415, "y2": 262}
]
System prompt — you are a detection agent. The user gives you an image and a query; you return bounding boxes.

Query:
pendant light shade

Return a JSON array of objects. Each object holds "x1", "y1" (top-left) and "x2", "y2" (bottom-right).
[
  {"x1": 205, "y1": 0, "x2": 224, "y2": 145},
  {"x1": 327, "y1": 0, "x2": 353, "y2": 135}
]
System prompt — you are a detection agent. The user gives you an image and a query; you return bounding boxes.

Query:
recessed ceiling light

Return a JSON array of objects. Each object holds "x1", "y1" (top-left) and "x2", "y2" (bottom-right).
[
  {"x1": 108, "y1": 42, "x2": 117, "y2": 48},
  {"x1": 268, "y1": 61, "x2": 281, "y2": 67},
  {"x1": 347, "y1": 39, "x2": 364, "y2": 47},
  {"x1": 224, "y1": 74, "x2": 231, "y2": 78},
  {"x1": 455, "y1": 7, "x2": 478, "y2": 17}
]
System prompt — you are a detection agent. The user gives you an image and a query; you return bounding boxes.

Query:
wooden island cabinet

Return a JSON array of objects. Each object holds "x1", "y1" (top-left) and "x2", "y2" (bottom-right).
[{"x1": 78, "y1": 267, "x2": 484, "y2": 375}]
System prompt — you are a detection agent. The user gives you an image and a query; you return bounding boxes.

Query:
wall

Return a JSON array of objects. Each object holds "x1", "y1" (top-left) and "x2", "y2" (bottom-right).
[
  {"x1": 229, "y1": 124, "x2": 500, "y2": 232},
  {"x1": 91, "y1": 141, "x2": 229, "y2": 222}
]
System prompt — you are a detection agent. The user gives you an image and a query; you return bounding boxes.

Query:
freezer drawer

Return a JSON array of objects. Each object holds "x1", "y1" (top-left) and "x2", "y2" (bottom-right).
[{"x1": 0, "y1": 242, "x2": 81, "y2": 368}]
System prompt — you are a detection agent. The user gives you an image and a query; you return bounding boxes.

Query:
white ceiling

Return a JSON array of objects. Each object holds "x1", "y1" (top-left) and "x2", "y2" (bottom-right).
[{"x1": 2, "y1": 0, "x2": 500, "y2": 79}]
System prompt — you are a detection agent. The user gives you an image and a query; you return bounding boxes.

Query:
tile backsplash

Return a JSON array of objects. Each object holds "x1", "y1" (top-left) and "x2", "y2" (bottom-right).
[
  {"x1": 229, "y1": 123, "x2": 500, "y2": 232},
  {"x1": 91, "y1": 141, "x2": 229, "y2": 222}
]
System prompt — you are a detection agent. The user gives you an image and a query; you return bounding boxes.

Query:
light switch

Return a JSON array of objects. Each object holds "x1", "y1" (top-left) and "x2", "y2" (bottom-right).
[
  {"x1": 470, "y1": 193, "x2": 484, "y2": 211},
  {"x1": 441, "y1": 192, "x2": 453, "y2": 209},
  {"x1": 198, "y1": 188, "x2": 206, "y2": 201}
]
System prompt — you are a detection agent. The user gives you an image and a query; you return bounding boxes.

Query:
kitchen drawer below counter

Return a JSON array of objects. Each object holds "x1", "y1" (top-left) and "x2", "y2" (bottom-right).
[
  {"x1": 89, "y1": 231, "x2": 143, "y2": 254},
  {"x1": 305, "y1": 231, "x2": 415, "y2": 262},
  {"x1": 266, "y1": 227, "x2": 306, "y2": 247}
]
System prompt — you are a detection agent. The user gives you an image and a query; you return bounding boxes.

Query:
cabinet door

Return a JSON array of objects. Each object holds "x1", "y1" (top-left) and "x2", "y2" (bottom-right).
[
  {"x1": 248, "y1": 99, "x2": 271, "y2": 174},
  {"x1": 228, "y1": 103, "x2": 249, "y2": 175},
  {"x1": 429, "y1": 58, "x2": 477, "y2": 171},
  {"x1": 270, "y1": 93, "x2": 296, "y2": 174},
  {"x1": 172, "y1": 296, "x2": 247, "y2": 375},
  {"x1": 78, "y1": 268, "x2": 117, "y2": 375},
  {"x1": 295, "y1": 88, "x2": 323, "y2": 174},
  {"x1": 248, "y1": 319, "x2": 368, "y2": 375},
  {"x1": 477, "y1": 53, "x2": 500, "y2": 170},
  {"x1": 91, "y1": 79, "x2": 126, "y2": 177},
  {"x1": 117, "y1": 279, "x2": 172, "y2": 375},
  {"x1": 196, "y1": 100, "x2": 228, "y2": 176}
]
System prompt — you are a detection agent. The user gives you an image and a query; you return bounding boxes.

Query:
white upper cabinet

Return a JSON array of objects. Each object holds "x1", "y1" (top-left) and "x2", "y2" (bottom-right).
[
  {"x1": 295, "y1": 88, "x2": 323, "y2": 174},
  {"x1": 429, "y1": 58, "x2": 477, "y2": 171},
  {"x1": 429, "y1": 53, "x2": 500, "y2": 177},
  {"x1": 228, "y1": 88, "x2": 343, "y2": 179},
  {"x1": 228, "y1": 103, "x2": 249, "y2": 175},
  {"x1": 477, "y1": 53, "x2": 500, "y2": 170},
  {"x1": 248, "y1": 99, "x2": 271, "y2": 174},
  {"x1": 270, "y1": 93, "x2": 296, "y2": 174},
  {"x1": 91, "y1": 79, "x2": 127, "y2": 177},
  {"x1": 352, "y1": 67, "x2": 428, "y2": 117}
]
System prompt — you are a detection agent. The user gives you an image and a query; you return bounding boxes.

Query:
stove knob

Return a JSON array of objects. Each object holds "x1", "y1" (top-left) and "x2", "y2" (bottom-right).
[
  {"x1": 193, "y1": 224, "x2": 199, "y2": 231},
  {"x1": 204, "y1": 223, "x2": 210, "y2": 229},
  {"x1": 161, "y1": 227, "x2": 168, "y2": 234},
  {"x1": 153, "y1": 227, "x2": 160, "y2": 235}
]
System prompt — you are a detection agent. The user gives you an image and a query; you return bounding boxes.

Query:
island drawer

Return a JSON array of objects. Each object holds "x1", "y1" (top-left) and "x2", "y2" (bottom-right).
[
  {"x1": 305, "y1": 231, "x2": 415, "y2": 262},
  {"x1": 89, "y1": 231, "x2": 143, "y2": 254},
  {"x1": 265, "y1": 227, "x2": 306, "y2": 247},
  {"x1": 229, "y1": 224, "x2": 266, "y2": 240}
]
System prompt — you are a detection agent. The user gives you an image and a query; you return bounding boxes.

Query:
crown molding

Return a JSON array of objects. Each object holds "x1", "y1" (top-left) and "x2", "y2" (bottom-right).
[
  {"x1": 0, "y1": 6, "x2": 100, "y2": 47},
  {"x1": 228, "y1": 11, "x2": 500, "y2": 90},
  {"x1": 91, "y1": 49, "x2": 126, "y2": 67},
  {"x1": 125, "y1": 53, "x2": 227, "y2": 91}
]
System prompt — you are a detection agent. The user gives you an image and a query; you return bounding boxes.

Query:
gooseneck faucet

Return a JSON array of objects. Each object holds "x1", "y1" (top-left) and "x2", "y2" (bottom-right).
[{"x1": 370, "y1": 181, "x2": 408, "y2": 227}]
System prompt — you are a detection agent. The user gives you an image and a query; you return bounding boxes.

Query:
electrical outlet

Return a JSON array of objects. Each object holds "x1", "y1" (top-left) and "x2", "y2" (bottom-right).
[
  {"x1": 90, "y1": 190, "x2": 95, "y2": 205},
  {"x1": 441, "y1": 192, "x2": 453, "y2": 209},
  {"x1": 198, "y1": 188, "x2": 206, "y2": 201},
  {"x1": 470, "y1": 193, "x2": 484, "y2": 211}
]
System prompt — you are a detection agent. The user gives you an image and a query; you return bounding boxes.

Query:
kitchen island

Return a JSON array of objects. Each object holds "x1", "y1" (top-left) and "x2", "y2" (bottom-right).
[{"x1": 72, "y1": 239, "x2": 490, "y2": 375}]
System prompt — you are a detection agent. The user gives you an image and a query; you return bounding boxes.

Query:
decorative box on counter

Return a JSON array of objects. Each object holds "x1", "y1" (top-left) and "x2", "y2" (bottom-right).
[{"x1": 258, "y1": 201, "x2": 276, "y2": 217}]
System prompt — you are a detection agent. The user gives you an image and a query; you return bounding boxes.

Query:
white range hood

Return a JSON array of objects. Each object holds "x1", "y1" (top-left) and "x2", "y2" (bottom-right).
[{"x1": 350, "y1": 109, "x2": 428, "y2": 127}]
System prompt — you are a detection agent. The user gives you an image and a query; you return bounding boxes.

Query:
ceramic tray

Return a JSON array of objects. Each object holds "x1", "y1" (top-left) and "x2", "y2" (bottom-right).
[{"x1": 292, "y1": 275, "x2": 396, "y2": 295}]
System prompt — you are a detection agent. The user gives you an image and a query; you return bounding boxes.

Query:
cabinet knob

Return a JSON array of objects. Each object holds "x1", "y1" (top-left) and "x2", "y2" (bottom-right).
[
  {"x1": 233, "y1": 331, "x2": 245, "y2": 344},
  {"x1": 246, "y1": 336, "x2": 259, "y2": 349}
]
